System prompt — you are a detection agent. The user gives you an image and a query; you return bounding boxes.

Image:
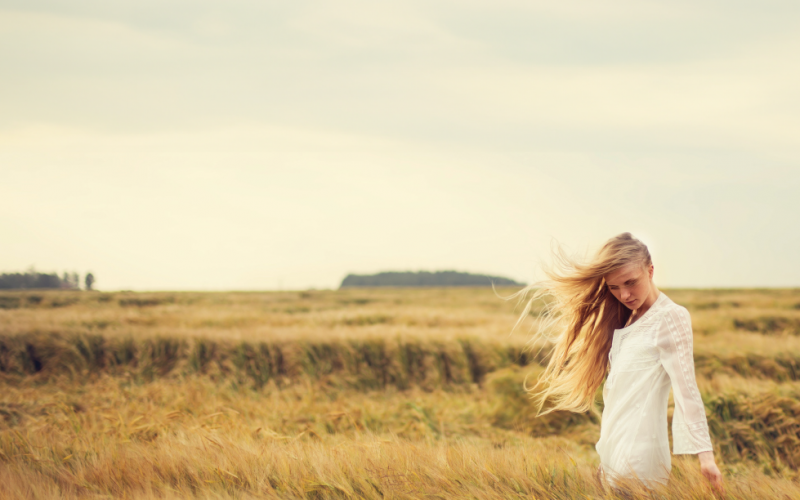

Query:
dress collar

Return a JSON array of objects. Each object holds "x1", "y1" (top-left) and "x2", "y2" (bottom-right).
[{"x1": 620, "y1": 291, "x2": 666, "y2": 330}]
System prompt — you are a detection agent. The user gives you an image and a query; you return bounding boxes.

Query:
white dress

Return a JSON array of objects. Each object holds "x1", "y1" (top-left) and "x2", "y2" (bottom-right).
[{"x1": 595, "y1": 292, "x2": 713, "y2": 487}]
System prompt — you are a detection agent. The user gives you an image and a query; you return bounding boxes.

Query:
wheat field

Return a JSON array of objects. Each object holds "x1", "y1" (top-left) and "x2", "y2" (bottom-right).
[{"x1": 2, "y1": 287, "x2": 800, "y2": 499}]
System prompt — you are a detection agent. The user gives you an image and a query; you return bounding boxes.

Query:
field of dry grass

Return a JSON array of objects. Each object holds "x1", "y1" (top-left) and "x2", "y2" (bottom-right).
[{"x1": 2, "y1": 287, "x2": 800, "y2": 499}]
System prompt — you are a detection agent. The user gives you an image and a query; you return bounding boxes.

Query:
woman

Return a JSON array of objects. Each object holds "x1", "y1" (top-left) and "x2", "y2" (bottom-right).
[{"x1": 512, "y1": 233, "x2": 722, "y2": 489}]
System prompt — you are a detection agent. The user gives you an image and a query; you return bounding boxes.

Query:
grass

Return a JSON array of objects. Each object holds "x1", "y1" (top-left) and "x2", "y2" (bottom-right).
[{"x1": 2, "y1": 287, "x2": 800, "y2": 498}]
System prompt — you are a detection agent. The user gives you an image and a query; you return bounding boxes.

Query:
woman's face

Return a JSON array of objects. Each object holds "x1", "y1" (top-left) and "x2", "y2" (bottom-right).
[{"x1": 605, "y1": 262, "x2": 654, "y2": 310}]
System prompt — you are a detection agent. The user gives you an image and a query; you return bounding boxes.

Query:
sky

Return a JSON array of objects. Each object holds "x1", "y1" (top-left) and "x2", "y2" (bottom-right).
[{"x1": 1, "y1": 0, "x2": 799, "y2": 290}]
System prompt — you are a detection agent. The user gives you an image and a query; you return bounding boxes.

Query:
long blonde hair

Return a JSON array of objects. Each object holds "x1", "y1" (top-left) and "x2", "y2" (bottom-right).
[{"x1": 510, "y1": 232, "x2": 652, "y2": 415}]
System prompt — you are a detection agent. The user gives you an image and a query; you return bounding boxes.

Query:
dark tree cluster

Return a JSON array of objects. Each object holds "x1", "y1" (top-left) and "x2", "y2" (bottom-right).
[
  {"x1": 340, "y1": 270, "x2": 524, "y2": 288},
  {"x1": 0, "y1": 270, "x2": 96, "y2": 290}
]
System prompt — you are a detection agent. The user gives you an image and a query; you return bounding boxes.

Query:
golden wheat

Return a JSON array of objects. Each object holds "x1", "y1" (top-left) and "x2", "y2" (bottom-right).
[{"x1": 2, "y1": 287, "x2": 800, "y2": 498}]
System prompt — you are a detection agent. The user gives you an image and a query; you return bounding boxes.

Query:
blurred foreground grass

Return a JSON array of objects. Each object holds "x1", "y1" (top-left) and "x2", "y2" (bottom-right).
[{"x1": 2, "y1": 287, "x2": 800, "y2": 499}]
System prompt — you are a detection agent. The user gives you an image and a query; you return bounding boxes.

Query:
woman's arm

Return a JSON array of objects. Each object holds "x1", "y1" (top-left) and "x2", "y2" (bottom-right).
[{"x1": 657, "y1": 306, "x2": 722, "y2": 490}]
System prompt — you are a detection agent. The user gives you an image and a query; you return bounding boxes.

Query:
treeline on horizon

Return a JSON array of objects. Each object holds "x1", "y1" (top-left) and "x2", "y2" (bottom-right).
[
  {"x1": 340, "y1": 270, "x2": 524, "y2": 288},
  {"x1": 0, "y1": 270, "x2": 95, "y2": 290}
]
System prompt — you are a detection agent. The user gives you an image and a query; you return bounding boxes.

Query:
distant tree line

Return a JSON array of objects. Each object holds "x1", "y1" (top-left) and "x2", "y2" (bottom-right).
[
  {"x1": 340, "y1": 271, "x2": 524, "y2": 288},
  {"x1": 0, "y1": 270, "x2": 95, "y2": 290}
]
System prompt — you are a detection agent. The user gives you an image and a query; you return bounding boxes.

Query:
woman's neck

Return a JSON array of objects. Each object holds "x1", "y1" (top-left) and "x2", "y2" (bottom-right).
[{"x1": 629, "y1": 283, "x2": 661, "y2": 324}]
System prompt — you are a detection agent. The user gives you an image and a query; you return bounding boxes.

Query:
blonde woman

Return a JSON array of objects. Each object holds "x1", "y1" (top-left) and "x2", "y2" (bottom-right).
[{"x1": 514, "y1": 233, "x2": 722, "y2": 489}]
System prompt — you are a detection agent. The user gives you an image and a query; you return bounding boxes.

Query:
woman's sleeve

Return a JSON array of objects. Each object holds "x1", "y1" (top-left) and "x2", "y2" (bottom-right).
[{"x1": 657, "y1": 305, "x2": 713, "y2": 454}]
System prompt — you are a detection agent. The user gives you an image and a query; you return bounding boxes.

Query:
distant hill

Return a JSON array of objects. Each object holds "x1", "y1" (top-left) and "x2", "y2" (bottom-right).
[{"x1": 339, "y1": 271, "x2": 524, "y2": 288}]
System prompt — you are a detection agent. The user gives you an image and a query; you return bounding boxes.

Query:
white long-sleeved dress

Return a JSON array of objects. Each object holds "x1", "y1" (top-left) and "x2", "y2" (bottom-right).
[{"x1": 595, "y1": 292, "x2": 713, "y2": 487}]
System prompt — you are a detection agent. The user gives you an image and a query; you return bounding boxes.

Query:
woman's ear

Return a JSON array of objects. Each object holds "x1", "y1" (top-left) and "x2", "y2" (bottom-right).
[{"x1": 648, "y1": 264, "x2": 654, "y2": 279}]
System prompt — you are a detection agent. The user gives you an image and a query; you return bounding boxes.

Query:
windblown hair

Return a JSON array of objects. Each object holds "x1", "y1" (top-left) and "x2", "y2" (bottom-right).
[{"x1": 509, "y1": 232, "x2": 652, "y2": 415}]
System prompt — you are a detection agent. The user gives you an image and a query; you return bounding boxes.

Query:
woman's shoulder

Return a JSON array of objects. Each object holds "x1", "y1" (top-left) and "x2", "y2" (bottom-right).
[
  {"x1": 650, "y1": 294, "x2": 695, "y2": 339},
  {"x1": 653, "y1": 293, "x2": 691, "y2": 321}
]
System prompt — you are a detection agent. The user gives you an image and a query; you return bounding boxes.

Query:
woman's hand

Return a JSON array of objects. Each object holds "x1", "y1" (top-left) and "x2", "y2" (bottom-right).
[{"x1": 698, "y1": 451, "x2": 723, "y2": 492}]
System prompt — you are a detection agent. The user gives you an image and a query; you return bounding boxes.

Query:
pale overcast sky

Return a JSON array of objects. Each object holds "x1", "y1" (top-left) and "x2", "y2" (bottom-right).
[{"x1": 1, "y1": 1, "x2": 799, "y2": 290}]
